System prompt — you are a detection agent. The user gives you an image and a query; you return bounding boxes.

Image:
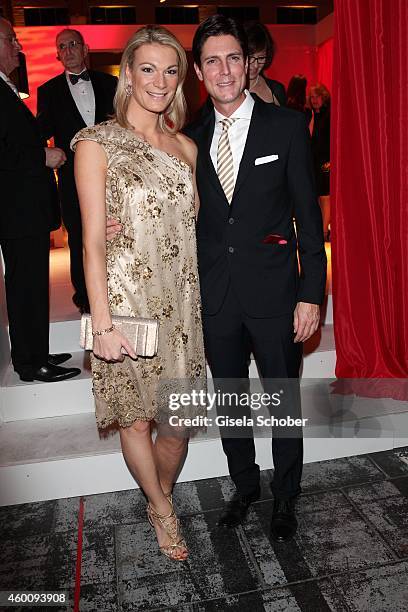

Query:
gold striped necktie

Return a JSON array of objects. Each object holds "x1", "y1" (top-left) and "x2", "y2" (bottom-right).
[{"x1": 217, "y1": 117, "x2": 237, "y2": 204}]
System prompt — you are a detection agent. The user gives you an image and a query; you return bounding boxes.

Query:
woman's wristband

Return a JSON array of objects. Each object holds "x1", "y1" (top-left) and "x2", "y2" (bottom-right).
[{"x1": 92, "y1": 324, "x2": 115, "y2": 337}]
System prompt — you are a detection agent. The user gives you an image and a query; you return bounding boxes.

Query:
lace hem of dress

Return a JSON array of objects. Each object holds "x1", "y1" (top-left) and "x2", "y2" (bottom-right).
[
  {"x1": 95, "y1": 401, "x2": 158, "y2": 430},
  {"x1": 94, "y1": 375, "x2": 207, "y2": 431}
]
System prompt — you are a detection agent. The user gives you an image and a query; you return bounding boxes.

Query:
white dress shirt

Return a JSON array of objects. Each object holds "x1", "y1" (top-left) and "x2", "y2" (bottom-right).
[
  {"x1": 210, "y1": 91, "x2": 255, "y2": 185},
  {"x1": 66, "y1": 71, "x2": 95, "y2": 127},
  {"x1": 0, "y1": 70, "x2": 20, "y2": 97}
]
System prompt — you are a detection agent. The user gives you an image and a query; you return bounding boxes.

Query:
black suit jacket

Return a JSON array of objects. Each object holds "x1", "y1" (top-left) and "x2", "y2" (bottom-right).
[
  {"x1": 0, "y1": 79, "x2": 60, "y2": 239},
  {"x1": 185, "y1": 97, "x2": 326, "y2": 317},
  {"x1": 37, "y1": 70, "x2": 117, "y2": 208}
]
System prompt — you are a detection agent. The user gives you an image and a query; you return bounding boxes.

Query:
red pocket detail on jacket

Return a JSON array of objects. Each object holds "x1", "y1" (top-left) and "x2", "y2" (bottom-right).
[{"x1": 262, "y1": 234, "x2": 288, "y2": 245}]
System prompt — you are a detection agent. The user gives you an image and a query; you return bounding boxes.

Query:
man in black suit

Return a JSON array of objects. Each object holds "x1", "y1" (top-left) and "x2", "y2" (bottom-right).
[
  {"x1": 0, "y1": 17, "x2": 80, "y2": 383},
  {"x1": 37, "y1": 28, "x2": 117, "y2": 313},
  {"x1": 184, "y1": 16, "x2": 327, "y2": 540}
]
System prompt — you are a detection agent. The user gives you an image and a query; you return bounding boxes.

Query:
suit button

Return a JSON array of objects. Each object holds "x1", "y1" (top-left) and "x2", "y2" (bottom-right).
[
  {"x1": 228, "y1": 217, "x2": 235, "y2": 224},
  {"x1": 228, "y1": 246, "x2": 234, "y2": 253}
]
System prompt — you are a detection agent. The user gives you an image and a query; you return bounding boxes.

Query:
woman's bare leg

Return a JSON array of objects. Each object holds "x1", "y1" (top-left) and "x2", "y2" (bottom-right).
[
  {"x1": 153, "y1": 424, "x2": 188, "y2": 495},
  {"x1": 119, "y1": 420, "x2": 187, "y2": 559}
]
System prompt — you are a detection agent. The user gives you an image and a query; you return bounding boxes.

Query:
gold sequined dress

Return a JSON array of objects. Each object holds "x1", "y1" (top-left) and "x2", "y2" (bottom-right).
[{"x1": 72, "y1": 121, "x2": 206, "y2": 429}]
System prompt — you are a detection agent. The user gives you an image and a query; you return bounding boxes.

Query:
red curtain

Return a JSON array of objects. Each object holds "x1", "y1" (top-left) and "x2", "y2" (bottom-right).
[
  {"x1": 332, "y1": 0, "x2": 408, "y2": 379},
  {"x1": 316, "y1": 37, "x2": 333, "y2": 92}
]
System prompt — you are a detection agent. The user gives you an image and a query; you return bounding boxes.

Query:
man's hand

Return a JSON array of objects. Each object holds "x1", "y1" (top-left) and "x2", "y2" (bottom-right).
[
  {"x1": 293, "y1": 302, "x2": 320, "y2": 343},
  {"x1": 106, "y1": 217, "x2": 122, "y2": 241},
  {"x1": 45, "y1": 147, "x2": 66, "y2": 169}
]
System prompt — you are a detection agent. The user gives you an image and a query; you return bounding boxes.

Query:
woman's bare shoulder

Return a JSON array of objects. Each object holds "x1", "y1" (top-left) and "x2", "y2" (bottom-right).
[{"x1": 175, "y1": 132, "x2": 198, "y2": 166}]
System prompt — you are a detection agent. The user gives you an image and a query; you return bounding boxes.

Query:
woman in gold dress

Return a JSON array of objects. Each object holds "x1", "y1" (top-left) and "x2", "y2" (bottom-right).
[{"x1": 72, "y1": 26, "x2": 205, "y2": 561}]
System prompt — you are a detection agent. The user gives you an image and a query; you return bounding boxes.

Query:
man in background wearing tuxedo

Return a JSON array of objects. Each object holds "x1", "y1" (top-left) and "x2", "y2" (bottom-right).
[
  {"x1": 0, "y1": 17, "x2": 80, "y2": 383},
  {"x1": 185, "y1": 15, "x2": 327, "y2": 541},
  {"x1": 37, "y1": 28, "x2": 117, "y2": 313}
]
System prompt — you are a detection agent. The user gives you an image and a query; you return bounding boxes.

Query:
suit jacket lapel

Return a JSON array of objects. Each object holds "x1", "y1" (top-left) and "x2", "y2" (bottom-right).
[
  {"x1": 0, "y1": 79, "x2": 38, "y2": 128},
  {"x1": 232, "y1": 100, "x2": 265, "y2": 201},
  {"x1": 58, "y1": 73, "x2": 86, "y2": 129},
  {"x1": 196, "y1": 98, "x2": 267, "y2": 205},
  {"x1": 89, "y1": 71, "x2": 102, "y2": 124},
  {"x1": 197, "y1": 111, "x2": 228, "y2": 202},
  {"x1": 0, "y1": 80, "x2": 49, "y2": 147}
]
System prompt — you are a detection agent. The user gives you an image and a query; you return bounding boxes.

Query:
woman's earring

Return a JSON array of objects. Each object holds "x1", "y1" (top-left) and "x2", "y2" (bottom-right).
[{"x1": 125, "y1": 82, "x2": 132, "y2": 97}]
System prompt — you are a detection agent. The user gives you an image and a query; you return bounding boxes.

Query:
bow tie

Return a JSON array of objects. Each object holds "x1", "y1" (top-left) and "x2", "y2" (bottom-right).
[{"x1": 69, "y1": 70, "x2": 90, "y2": 85}]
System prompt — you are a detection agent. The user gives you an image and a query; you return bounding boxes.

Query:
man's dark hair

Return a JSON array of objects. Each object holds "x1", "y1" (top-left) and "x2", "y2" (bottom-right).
[
  {"x1": 244, "y1": 22, "x2": 276, "y2": 71},
  {"x1": 192, "y1": 14, "x2": 248, "y2": 67}
]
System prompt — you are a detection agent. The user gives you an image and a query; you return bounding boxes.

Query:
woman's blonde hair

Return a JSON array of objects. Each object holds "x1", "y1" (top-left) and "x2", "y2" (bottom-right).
[
  {"x1": 308, "y1": 82, "x2": 331, "y2": 105},
  {"x1": 114, "y1": 25, "x2": 188, "y2": 133}
]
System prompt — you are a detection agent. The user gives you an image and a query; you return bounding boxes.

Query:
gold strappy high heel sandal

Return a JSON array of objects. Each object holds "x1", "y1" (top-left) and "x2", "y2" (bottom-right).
[{"x1": 147, "y1": 500, "x2": 187, "y2": 561}]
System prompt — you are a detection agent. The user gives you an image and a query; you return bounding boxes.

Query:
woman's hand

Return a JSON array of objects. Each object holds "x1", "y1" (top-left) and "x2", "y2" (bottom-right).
[
  {"x1": 106, "y1": 217, "x2": 122, "y2": 241},
  {"x1": 93, "y1": 328, "x2": 137, "y2": 362}
]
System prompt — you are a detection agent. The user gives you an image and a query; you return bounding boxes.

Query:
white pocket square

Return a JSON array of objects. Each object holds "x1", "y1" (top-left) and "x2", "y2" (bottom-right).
[{"x1": 255, "y1": 154, "x2": 279, "y2": 166}]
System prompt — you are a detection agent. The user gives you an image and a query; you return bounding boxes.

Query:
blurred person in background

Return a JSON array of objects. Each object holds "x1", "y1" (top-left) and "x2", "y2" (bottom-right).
[
  {"x1": 244, "y1": 21, "x2": 286, "y2": 106},
  {"x1": 37, "y1": 28, "x2": 117, "y2": 313},
  {"x1": 286, "y1": 74, "x2": 312, "y2": 123},
  {"x1": 309, "y1": 83, "x2": 331, "y2": 241},
  {"x1": 0, "y1": 17, "x2": 80, "y2": 383}
]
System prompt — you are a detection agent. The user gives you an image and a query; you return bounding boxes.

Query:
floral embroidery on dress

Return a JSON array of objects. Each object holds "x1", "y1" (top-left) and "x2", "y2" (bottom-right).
[{"x1": 71, "y1": 120, "x2": 206, "y2": 429}]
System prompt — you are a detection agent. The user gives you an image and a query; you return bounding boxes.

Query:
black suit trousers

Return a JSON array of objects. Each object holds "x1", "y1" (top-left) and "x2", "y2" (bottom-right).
[
  {"x1": 202, "y1": 283, "x2": 303, "y2": 500},
  {"x1": 0, "y1": 233, "x2": 50, "y2": 376},
  {"x1": 60, "y1": 187, "x2": 87, "y2": 306}
]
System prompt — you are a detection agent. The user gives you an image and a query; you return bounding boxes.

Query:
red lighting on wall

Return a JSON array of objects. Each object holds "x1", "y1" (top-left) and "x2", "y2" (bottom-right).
[{"x1": 16, "y1": 24, "x2": 333, "y2": 115}]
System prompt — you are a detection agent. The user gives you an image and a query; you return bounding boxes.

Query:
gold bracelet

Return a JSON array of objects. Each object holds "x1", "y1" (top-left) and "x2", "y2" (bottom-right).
[{"x1": 92, "y1": 324, "x2": 115, "y2": 337}]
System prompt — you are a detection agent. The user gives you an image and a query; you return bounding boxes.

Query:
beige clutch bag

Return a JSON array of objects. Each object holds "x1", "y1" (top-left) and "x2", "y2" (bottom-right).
[{"x1": 80, "y1": 313, "x2": 159, "y2": 357}]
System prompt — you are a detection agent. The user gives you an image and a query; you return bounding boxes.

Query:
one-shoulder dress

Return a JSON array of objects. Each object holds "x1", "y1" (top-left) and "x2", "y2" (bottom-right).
[{"x1": 72, "y1": 121, "x2": 206, "y2": 429}]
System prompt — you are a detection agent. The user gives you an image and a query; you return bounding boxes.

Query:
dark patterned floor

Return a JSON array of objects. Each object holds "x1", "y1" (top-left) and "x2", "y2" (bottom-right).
[{"x1": 1, "y1": 447, "x2": 408, "y2": 611}]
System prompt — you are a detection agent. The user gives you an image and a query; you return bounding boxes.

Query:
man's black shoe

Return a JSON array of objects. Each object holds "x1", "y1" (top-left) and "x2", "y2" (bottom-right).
[
  {"x1": 270, "y1": 498, "x2": 297, "y2": 542},
  {"x1": 48, "y1": 353, "x2": 72, "y2": 366},
  {"x1": 218, "y1": 486, "x2": 260, "y2": 528},
  {"x1": 19, "y1": 363, "x2": 81, "y2": 383}
]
